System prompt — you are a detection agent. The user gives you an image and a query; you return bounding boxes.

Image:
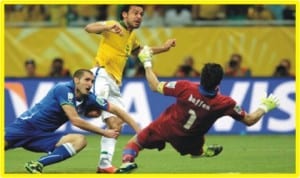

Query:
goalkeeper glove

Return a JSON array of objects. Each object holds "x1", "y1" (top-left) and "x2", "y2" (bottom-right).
[
  {"x1": 138, "y1": 46, "x2": 153, "y2": 68},
  {"x1": 258, "y1": 93, "x2": 280, "y2": 113}
]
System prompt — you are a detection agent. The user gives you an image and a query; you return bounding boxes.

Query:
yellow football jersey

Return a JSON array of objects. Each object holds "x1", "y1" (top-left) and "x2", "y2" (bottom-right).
[{"x1": 94, "y1": 20, "x2": 140, "y2": 84}]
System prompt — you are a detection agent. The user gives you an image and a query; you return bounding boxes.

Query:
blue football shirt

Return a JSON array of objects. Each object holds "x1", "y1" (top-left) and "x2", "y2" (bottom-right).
[{"x1": 16, "y1": 81, "x2": 109, "y2": 131}]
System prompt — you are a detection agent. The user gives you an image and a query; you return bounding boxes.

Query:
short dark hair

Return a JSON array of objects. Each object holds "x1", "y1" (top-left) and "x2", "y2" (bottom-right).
[
  {"x1": 25, "y1": 59, "x2": 36, "y2": 67},
  {"x1": 73, "y1": 69, "x2": 93, "y2": 79},
  {"x1": 200, "y1": 63, "x2": 224, "y2": 91},
  {"x1": 119, "y1": 5, "x2": 144, "y2": 20},
  {"x1": 53, "y1": 57, "x2": 63, "y2": 64}
]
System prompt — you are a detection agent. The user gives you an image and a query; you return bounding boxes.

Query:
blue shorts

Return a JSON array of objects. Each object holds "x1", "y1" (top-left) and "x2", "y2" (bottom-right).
[{"x1": 5, "y1": 121, "x2": 65, "y2": 153}]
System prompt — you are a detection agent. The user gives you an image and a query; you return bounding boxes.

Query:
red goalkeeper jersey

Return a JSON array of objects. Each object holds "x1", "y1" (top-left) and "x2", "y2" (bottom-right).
[{"x1": 157, "y1": 80, "x2": 246, "y2": 137}]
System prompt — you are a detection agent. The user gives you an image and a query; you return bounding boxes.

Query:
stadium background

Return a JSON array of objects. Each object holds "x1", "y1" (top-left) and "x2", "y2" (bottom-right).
[
  {"x1": 4, "y1": 4, "x2": 295, "y2": 77},
  {"x1": 3, "y1": 4, "x2": 296, "y2": 174},
  {"x1": 5, "y1": 26, "x2": 295, "y2": 77}
]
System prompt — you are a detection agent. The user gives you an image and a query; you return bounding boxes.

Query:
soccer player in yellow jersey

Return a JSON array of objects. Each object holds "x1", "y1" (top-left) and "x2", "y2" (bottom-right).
[{"x1": 85, "y1": 5, "x2": 176, "y2": 173}]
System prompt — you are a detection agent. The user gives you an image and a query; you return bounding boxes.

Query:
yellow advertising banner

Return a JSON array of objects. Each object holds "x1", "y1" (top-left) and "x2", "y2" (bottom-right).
[{"x1": 5, "y1": 26, "x2": 294, "y2": 77}]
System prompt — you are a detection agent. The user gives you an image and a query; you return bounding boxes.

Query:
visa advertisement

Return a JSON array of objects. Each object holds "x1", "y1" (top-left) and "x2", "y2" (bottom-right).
[{"x1": 4, "y1": 77, "x2": 295, "y2": 134}]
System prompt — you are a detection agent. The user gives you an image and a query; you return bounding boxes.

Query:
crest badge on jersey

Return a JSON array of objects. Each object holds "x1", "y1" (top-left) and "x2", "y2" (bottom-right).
[{"x1": 68, "y1": 92, "x2": 74, "y2": 103}]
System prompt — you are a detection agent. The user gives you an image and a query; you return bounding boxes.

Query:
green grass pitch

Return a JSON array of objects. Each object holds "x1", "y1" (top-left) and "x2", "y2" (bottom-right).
[{"x1": 4, "y1": 134, "x2": 295, "y2": 174}]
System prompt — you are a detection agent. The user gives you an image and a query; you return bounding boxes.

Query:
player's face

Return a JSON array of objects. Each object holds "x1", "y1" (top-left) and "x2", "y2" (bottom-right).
[
  {"x1": 75, "y1": 72, "x2": 94, "y2": 97},
  {"x1": 124, "y1": 6, "x2": 144, "y2": 29},
  {"x1": 25, "y1": 64, "x2": 35, "y2": 75}
]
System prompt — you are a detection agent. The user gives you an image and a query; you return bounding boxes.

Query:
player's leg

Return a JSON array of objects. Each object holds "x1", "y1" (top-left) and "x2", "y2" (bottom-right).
[
  {"x1": 117, "y1": 123, "x2": 165, "y2": 173},
  {"x1": 96, "y1": 92, "x2": 125, "y2": 173},
  {"x1": 5, "y1": 124, "x2": 43, "y2": 173},
  {"x1": 187, "y1": 136, "x2": 223, "y2": 158},
  {"x1": 121, "y1": 135, "x2": 142, "y2": 162},
  {"x1": 201, "y1": 144, "x2": 223, "y2": 157},
  {"x1": 97, "y1": 115, "x2": 123, "y2": 173},
  {"x1": 24, "y1": 133, "x2": 86, "y2": 173},
  {"x1": 116, "y1": 135, "x2": 140, "y2": 173},
  {"x1": 91, "y1": 67, "x2": 124, "y2": 173},
  {"x1": 5, "y1": 121, "x2": 32, "y2": 151},
  {"x1": 38, "y1": 133, "x2": 86, "y2": 164}
]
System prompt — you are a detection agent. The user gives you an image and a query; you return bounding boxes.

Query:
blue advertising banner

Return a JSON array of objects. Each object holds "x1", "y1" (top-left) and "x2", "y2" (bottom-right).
[{"x1": 4, "y1": 77, "x2": 295, "y2": 134}]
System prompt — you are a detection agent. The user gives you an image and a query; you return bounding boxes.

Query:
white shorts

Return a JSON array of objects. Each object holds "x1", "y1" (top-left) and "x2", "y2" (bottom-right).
[{"x1": 91, "y1": 67, "x2": 125, "y2": 121}]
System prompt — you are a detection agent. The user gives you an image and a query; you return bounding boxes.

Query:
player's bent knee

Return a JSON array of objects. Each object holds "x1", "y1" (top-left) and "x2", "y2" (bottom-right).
[
  {"x1": 60, "y1": 134, "x2": 87, "y2": 151},
  {"x1": 106, "y1": 117, "x2": 124, "y2": 130},
  {"x1": 74, "y1": 134, "x2": 87, "y2": 147},
  {"x1": 111, "y1": 122, "x2": 123, "y2": 131},
  {"x1": 72, "y1": 134, "x2": 87, "y2": 152}
]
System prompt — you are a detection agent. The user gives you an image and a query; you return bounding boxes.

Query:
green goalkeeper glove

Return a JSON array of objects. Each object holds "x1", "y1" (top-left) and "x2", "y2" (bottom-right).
[
  {"x1": 258, "y1": 93, "x2": 280, "y2": 113},
  {"x1": 138, "y1": 46, "x2": 153, "y2": 68}
]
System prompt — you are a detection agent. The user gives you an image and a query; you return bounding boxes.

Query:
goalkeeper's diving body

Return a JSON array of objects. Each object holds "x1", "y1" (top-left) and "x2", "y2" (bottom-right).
[
  {"x1": 116, "y1": 46, "x2": 280, "y2": 173},
  {"x1": 5, "y1": 69, "x2": 140, "y2": 173}
]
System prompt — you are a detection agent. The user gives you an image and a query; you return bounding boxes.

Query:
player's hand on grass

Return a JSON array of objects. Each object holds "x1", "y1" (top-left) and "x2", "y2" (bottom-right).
[
  {"x1": 103, "y1": 129, "x2": 119, "y2": 138},
  {"x1": 258, "y1": 93, "x2": 280, "y2": 113},
  {"x1": 138, "y1": 46, "x2": 153, "y2": 68}
]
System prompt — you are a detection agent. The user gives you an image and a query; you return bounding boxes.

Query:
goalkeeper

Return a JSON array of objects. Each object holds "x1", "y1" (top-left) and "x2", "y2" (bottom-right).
[{"x1": 117, "y1": 46, "x2": 280, "y2": 173}]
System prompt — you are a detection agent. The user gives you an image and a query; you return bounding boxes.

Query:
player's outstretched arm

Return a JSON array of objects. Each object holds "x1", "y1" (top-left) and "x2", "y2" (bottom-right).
[
  {"x1": 150, "y1": 39, "x2": 176, "y2": 54},
  {"x1": 85, "y1": 22, "x2": 107, "y2": 34},
  {"x1": 138, "y1": 46, "x2": 164, "y2": 93},
  {"x1": 241, "y1": 93, "x2": 280, "y2": 126},
  {"x1": 62, "y1": 105, "x2": 119, "y2": 138},
  {"x1": 107, "y1": 103, "x2": 141, "y2": 133},
  {"x1": 144, "y1": 67, "x2": 161, "y2": 92},
  {"x1": 85, "y1": 22, "x2": 123, "y2": 35}
]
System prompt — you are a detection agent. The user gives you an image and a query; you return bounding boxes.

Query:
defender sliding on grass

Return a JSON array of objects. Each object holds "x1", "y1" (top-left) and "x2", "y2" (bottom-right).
[
  {"x1": 117, "y1": 46, "x2": 280, "y2": 173},
  {"x1": 5, "y1": 69, "x2": 140, "y2": 174}
]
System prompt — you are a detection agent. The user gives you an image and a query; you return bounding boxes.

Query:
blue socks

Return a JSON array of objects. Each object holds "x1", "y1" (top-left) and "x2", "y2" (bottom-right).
[{"x1": 38, "y1": 143, "x2": 76, "y2": 166}]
